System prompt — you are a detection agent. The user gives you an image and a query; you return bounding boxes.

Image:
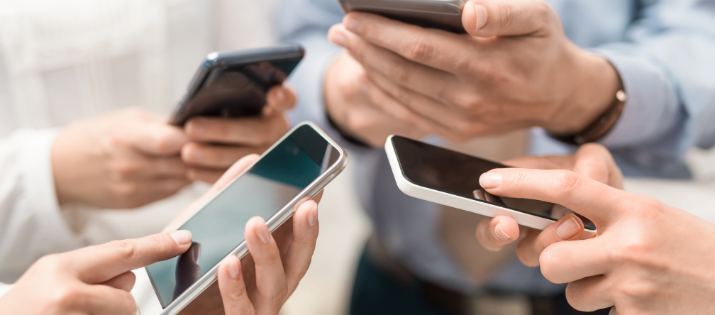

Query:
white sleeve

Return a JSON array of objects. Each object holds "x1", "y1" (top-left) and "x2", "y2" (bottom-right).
[
  {"x1": 0, "y1": 129, "x2": 84, "y2": 282},
  {"x1": 0, "y1": 283, "x2": 12, "y2": 299}
]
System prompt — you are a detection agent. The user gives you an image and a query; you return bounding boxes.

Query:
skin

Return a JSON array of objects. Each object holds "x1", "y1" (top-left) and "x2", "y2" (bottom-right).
[
  {"x1": 475, "y1": 151, "x2": 715, "y2": 314},
  {"x1": 182, "y1": 86, "x2": 297, "y2": 183},
  {"x1": 51, "y1": 86, "x2": 296, "y2": 209},
  {"x1": 324, "y1": 0, "x2": 620, "y2": 146},
  {"x1": 1, "y1": 155, "x2": 320, "y2": 315}
]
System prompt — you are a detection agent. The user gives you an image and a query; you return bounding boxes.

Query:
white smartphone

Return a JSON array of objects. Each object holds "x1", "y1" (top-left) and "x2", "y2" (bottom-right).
[
  {"x1": 385, "y1": 135, "x2": 596, "y2": 231},
  {"x1": 133, "y1": 122, "x2": 348, "y2": 315}
]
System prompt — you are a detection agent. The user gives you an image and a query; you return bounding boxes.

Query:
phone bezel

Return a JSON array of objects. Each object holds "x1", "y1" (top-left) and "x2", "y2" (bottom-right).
[
  {"x1": 134, "y1": 122, "x2": 348, "y2": 315},
  {"x1": 338, "y1": 0, "x2": 466, "y2": 33},
  {"x1": 385, "y1": 135, "x2": 597, "y2": 233}
]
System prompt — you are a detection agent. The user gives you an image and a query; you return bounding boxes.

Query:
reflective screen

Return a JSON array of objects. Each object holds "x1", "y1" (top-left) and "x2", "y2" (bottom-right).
[
  {"x1": 146, "y1": 125, "x2": 340, "y2": 307},
  {"x1": 391, "y1": 136, "x2": 594, "y2": 227}
]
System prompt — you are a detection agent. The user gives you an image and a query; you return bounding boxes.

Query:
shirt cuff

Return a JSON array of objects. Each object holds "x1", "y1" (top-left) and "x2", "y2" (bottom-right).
[
  {"x1": 0, "y1": 283, "x2": 12, "y2": 298},
  {"x1": 589, "y1": 48, "x2": 682, "y2": 149},
  {"x1": 17, "y1": 129, "x2": 83, "y2": 253}
]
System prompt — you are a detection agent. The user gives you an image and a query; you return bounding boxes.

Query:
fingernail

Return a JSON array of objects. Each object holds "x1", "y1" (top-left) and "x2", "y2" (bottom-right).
[
  {"x1": 494, "y1": 223, "x2": 510, "y2": 241},
  {"x1": 308, "y1": 204, "x2": 319, "y2": 227},
  {"x1": 256, "y1": 223, "x2": 271, "y2": 244},
  {"x1": 330, "y1": 30, "x2": 347, "y2": 47},
  {"x1": 480, "y1": 172, "x2": 503, "y2": 189},
  {"x1": 171, "y1": 230, "x2": 192, "y2": 246},
  {"x1": 473, "y1": 4, "x2": 488, "y2": 30},
  {"x1": 228, "y1": 256, "x2": 240, "y2": 279},
  {"x1": 345, "y1": 17, "x2": 361, "y2": 33},
  {"x1": 556, "y1": 217, "x2": 580, "y2": 240}
]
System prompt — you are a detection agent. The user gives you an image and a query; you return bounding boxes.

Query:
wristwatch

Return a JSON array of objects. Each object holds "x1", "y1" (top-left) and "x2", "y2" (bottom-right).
[{"x1": 550, "y1": 88, "x2": 627, "y2": 146}]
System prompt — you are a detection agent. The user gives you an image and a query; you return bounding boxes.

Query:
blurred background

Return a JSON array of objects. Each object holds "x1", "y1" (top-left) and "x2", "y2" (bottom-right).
[{"x1": 2, "y1": 1, "x2": 715, "y2": 314}]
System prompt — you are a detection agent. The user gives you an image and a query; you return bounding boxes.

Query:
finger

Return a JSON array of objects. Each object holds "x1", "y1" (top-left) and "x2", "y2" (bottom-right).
[
  {"x1": 182, "y1": 142, "x2": 267, "y2": 169},
  {"x1": 102, "y1": 271, "x2": 136, "y2": 292},
  {"x1": 462, "y1": 0, "x2": 559, "y2": 37},
  {"x1": 479, "y1": 168, "x2": 626, "y2": 226},
  {"x1": 573, "y1": 143, "x2": 623, "y2": 189},
  {"x1": 539, "y1": 236, "x2": 610, "y2": 284},
  {"x1": 565, "y1": 275, "x2": 616, "y2": 312},
  {"x1": 81, "y1": 285, "x2": 138, "y2": 315},
  {"x1": 125, "y1": 121, "x2": 188, "y2": 156},
  {"x1": 244, "y1": 217, "x2": 288, "y2": 307},
  {"x1": 361, "y1": 80, "x2": 448, "y2": 137},
  {"x1": 185, "y1": 114, "x2": 288, "y2": 146},
  {"x1": 475, "y1": 216, "x2": 520, "y2": 251},
  {"x1": 188, "y1": 168, "x2": 224, "y2": 184},
  {"x1": 265, "y1": 86, "x2": 297, "y2": 114},
  {"x1": 218, "y1": 256, "x2": 256, "y2": 315},
  {"x1": 328, "y1": 24, "x2": 455, "y2": 102},
  {"x1": 71, "y1": 231, "x2": 193, "y2": 283},
  {"x1": 365, "y1": 71, "x2": 482, "y2": 141},
  {"x1": 515, "y1": 214, "x2": 584, "y2": 267},
  {"x1": 502, "y1": 155, "x2": 574, "y2": 170},
  {"x1": 283, "y1": 200, "x2": 320, "y2": 291},
  {"x1": 342, "y1": 12, "x2": 474, "y2": 74}
]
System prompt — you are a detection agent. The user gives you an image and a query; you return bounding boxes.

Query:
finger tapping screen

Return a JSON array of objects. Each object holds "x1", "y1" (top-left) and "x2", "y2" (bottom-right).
[
  {"x1": 146, "y1": 125, "x2": 340, "y2": 307},
  {"x1": 391, "y1": 136, "x2": 595, "y2": 228}
]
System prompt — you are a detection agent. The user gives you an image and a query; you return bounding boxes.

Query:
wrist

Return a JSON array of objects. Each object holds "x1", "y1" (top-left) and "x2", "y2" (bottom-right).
[{"x1": 547, "y1": 45, "x2": 622, "y2": 135}]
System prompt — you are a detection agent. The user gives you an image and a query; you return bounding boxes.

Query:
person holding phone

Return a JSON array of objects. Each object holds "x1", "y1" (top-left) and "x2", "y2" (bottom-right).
[
  {"x1": 274, "y1": 0, "x2": 715, "y2": 314},
  {"x1": 0, "y1": 155, "x2": 322, "y2": 315},
  {"x1": 474, "y1": 150, "x2": 715, "y2": 314}
]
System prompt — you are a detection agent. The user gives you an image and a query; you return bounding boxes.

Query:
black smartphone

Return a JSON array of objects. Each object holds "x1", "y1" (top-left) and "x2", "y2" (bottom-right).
[
  {"x1": 169, "y1": 44, "x2": 305, "y2": 126},
  {"x1": 337, "y1": 0, "x2": 466, "y2": 33}
]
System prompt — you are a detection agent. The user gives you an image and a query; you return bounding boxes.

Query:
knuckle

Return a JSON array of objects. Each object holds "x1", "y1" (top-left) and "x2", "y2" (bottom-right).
[
  {"x1": 112, "y1": 182, "x2": 139, "y2": 198},
  {"x1": 552, "y1": 171, "x2": 583, "y2": 195},
  {"x1": 50, "y1": 285, "x2": 85, "y2": 310},
  {"x1": 387, "y1": 63, "x2": 410, "y2": 86},
  {"x1": 496, "y1": 2, "x2": 516, "y2": 30},
  {"x1": 616, "y1": 279, "x2": 657, "y2": 300},
  {"x1": 532, "y1": 2, "x2": 553, "y2": 28},
  {"x1": 404, "y1": 36, "x2": 434, "y2": 61},
  {"x1": 108, "y1": 239, "x2": 140, "y2": 262}
]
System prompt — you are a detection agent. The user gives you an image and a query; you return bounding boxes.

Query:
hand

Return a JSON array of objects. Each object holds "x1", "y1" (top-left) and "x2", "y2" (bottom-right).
[
  {"x1": 0, "y1": 231, "x2": 193, "y2": 315},
  {"x1": 52, "y1": 107, "x2": 190, "y2": 209},
  {"x1": 477, "y1": 165, "x2": 715, "y2": 313},
  {"x1": 327, "y1": 0, "x2": 621, "y2": 142},
  {"x1": 475, "y1": 144, "x2": 622, "y2": 258},
  {"x1": 181, "y1": 86, "x2": 297, "y2": 183},
  {"x1": 323, "y1": 52, "x2": 438, "y2": 146},
  {"x1": 171, "y1": 155, "x2": 322, "y2": 315}
]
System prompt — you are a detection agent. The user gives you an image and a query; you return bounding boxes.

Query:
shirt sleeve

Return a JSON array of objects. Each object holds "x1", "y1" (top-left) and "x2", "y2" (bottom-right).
[
  {"x1": 0, "y1": 129, "x2": 84, "y2": 282},
  {"x1": 590, "y1": 1, "x2": 715, "y2": 178}
]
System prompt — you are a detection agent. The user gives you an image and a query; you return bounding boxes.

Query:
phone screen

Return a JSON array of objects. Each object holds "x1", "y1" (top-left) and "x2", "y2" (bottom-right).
[
  {"x1": 391, "y1": 136, "x2": 594, "y2": 227},
  {"x1": 146, "y1": 125, "x2": 340, "y2": 307}
]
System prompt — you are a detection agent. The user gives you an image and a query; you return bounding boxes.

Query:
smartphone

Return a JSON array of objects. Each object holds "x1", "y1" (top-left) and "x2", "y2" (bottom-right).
[
  {"x1": 337, "y1": 0, "x2": 466, "y2": 33},
  {"x1": 133, "y1": 122, "x2": 348, "y2": 315},
  {"x1": 385, "y1": 135, "x2": 596, "y2": 231},
  {"x1": 169, "y1": 45, "x2": 305, "y2": 126}
]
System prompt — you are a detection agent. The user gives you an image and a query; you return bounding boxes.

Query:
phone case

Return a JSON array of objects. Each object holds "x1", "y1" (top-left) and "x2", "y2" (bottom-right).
[{"x1": 338, "y1": 0, "x2": 466, "y2": 33}]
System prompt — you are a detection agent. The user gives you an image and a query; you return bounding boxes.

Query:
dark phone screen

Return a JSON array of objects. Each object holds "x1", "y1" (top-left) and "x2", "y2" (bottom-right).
[
  {"x1": 391, "y1": 136, "x2": 595, "y2": 227},
  {"x1": 146, "y1": 125, "x2": 340, "y2": 308}
]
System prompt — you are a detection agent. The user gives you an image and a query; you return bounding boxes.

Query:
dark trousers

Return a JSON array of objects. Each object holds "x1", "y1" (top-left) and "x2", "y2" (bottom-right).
[{"x1": 349, "y1": 249, "x2": 611, "y2": 315}]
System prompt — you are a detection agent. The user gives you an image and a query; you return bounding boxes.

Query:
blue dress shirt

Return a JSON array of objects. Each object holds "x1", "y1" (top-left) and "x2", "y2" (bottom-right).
[{"x1": 274, "y1": 0, "x2": 715, "y2": 294}]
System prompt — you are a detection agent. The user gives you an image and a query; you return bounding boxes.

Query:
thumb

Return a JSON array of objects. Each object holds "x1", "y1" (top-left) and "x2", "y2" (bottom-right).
[
  {"x1": 69, "y1": 231, "x2": 193, "y2": 284},
  {"x1": 462, "y1": 0, "x2": 559, "y2": 37}
]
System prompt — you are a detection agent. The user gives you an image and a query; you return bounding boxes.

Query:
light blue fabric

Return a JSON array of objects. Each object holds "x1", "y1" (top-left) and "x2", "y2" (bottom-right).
[{"x1": 274, "y1": 0, "x2": 715, "y2": 294}]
